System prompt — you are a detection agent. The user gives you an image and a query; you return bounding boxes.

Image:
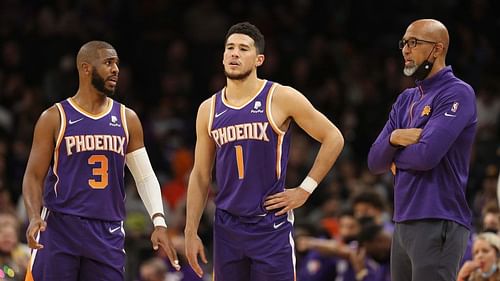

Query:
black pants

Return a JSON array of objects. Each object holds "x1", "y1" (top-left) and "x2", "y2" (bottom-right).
[{"x1": 391, "y1": 219, "x2": 469, "y2": 281}]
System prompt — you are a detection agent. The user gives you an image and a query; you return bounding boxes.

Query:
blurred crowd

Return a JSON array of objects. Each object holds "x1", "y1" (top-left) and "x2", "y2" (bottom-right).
[{"x1": 0, "y1": 0, "x2": 499, "y2": 280}]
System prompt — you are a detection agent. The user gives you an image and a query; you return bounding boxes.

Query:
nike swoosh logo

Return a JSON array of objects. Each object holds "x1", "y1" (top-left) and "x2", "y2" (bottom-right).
[
  {"x1": 215, "y1": 110, "x2": 228, "y2": 118},
  {"x1": 444, "y1": 112, "x2": 456, "y2": 117},
  {"x1": 273, "y1": 221, "x2": 286, "y2": 229},
  {"x1": 68, "y1": 118, "x2": 84, "y2": 125},
  {"x1": 109, "y1": 226, "x2": 121, "y2": 233}
]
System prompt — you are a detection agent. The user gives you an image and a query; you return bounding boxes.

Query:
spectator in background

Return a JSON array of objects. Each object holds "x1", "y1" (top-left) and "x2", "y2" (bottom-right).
[
  {"x1": 0, "y1": 211, "x2": 19, "y2": 228},
  {"x1": 295, "y1": 223, "x2": 338, "y2": 281},
  {"x1": 473, "y1": 165, "x2": 499, "y2": 220},
  {"x1": 368, "y1": 19, "x2": 476, "y2": 280},
  {"x1": 475, "y1": 86, "x2": 500, "y2": 142},
  {"x1": 350, "y1": 222, "x2": 392, "y2": 281},
  {"x1": 481, "y1": 203, "x2": 499, "y2": 234},
  {"x1": 0, "y1": 187, "x2": 16, "y2": 213},
  {"x1": 457, "y1": 232, "x2": 500, "y2": 281},
  {"x1": 296, "y1": 209, "x2": 361, "y2": 281},
  {"x1": 0, "y1": 211, "x2": 30, "y2": 281},
  {"x1": 297, "y1": 209, "x2": 360, "y2": 259},
  {"x1": 161, "y1": 147, "x2": 193, "y2": 210},
  {"x1": 352, "y1": 190, "x2": 394, "y2": 234}
]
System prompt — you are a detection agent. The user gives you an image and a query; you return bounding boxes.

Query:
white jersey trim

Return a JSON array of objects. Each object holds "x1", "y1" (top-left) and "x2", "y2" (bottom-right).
[
  {"x1": 221, "y1": 80, "x2": 267, "y2": 110},
  {"x1": 208, "y1": 95, "x2": 216, "y2": 136},
  {"x1": 53, "y1": 103, "x2": 67, "y2": 197},
  {"x1": 67, "y1": 97, "x2": 114, "y2": 120}
]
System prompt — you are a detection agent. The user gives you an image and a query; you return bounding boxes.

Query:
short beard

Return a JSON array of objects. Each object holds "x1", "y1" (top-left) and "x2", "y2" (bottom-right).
[
  {"x1": 403, "y1": 63, "x2": 418, "y2": 77},
  {"x1": 91, "y1": 70, "x2": 114, "y2": 96},
  {"x1": 403, "y1": 60, "x2": 434, "y2": 81},
  {"x1": 224, "y1": 68, "x2": 252, "y2": 81}
]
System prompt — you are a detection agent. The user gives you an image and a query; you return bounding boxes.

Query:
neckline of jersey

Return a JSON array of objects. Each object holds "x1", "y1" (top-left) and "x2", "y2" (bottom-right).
[
  {"x1": 221, "y1": 80, "x2": 268, "y2": 110},
  {"x1": 67, "y1": 97, "x2": 113, "y2": 120}
]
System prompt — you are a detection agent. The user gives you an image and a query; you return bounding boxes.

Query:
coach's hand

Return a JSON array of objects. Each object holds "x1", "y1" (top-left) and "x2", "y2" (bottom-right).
[
  {"x1": 185, "y1": 233, "x2": 207, "y2": 278},
  {"x1": 390, "y1": 128, "x2": 422, "y2": 147},
  {"x1": 151, "y1": 227, "x2": 180, "y2": 271},
  {"x1": 264, "y1": 188, "x2": 310, "y2": 216},
  {"x1": 26, "y1": 216, "x2": 46, "y2": 249}
]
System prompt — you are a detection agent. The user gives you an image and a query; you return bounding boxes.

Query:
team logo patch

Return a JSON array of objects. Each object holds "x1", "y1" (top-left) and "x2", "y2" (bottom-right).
[
  {"x1": 251, "y1": 100, "x2": 264, "y2": 113},
  {"x1": 421, "y1": 105, "x2": 431, "y2": 116},
  {"x1": 109, "y1": 115, "x2": 121, "y2": 127},
  {"x1": 254, "y1": 101, "x2": 262, "y2": 109},
  {"x1": 451, "y1": 102, "x2": 459, "y2": 113}
]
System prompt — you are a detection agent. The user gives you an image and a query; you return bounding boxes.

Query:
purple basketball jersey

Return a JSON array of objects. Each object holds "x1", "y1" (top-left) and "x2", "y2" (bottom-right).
[
  {"x1": 43, "y1": 98, "x2": 128, "y2": 221},
  {"x1": 209, "y1": 80, "x2": 291, "y2": 217}
]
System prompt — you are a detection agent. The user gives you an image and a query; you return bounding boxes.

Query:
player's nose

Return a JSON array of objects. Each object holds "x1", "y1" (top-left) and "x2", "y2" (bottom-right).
[
  {"x1": 230, "y1": 50, "x2": 240, "y2": 58},
  {"x1": 111, "y1": 63, "x2": 119, "y2": 75}
]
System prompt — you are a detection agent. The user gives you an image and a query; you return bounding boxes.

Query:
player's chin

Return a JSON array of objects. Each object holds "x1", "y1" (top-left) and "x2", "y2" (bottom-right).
[
  {"x1": 224, "y1": 68, "x2": 238, "y2": 75},
  {"x1": 104, "y1": 88, "x2": 116, "y2": 96}
]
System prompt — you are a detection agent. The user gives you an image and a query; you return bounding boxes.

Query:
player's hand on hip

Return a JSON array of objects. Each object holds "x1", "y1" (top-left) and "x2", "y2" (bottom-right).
[
  {"x1": 26, "y1": 217, "x2": 46, "y2": 249},
  {"x1": 151, "y1": 227, "x2": 180, "y2": 271},
  {"x1": 184, "y1": 234, "x2": 207, "y2": 278},
  {"x1": 264, "y1": 188, "x2": 310, "y2": 216}
]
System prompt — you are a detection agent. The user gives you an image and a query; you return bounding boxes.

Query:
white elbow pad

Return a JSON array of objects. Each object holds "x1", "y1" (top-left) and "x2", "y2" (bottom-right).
[{"x1": 125, "y1": 147, "x2": 165, "y2": 222}]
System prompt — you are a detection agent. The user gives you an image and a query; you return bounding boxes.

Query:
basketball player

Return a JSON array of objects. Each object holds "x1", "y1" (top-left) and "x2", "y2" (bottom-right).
[
  {"x1": 184, "y1": 22, "x2": 344, "y2": 280},
  {"x1": 22, "y1": 41, "x2": 179, "y2": 280}
]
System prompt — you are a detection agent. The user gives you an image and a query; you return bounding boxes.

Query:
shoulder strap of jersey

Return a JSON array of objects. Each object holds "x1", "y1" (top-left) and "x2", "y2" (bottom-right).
[
  {"x1": 54, "y1": 102, "x2": 67, "y2": 147},
  {"x1": 119, "y1": 103, "x2": 129, "y2": 144},
  {"x1": 207, "y1": 94, "x2": 217, "y2": 136},
  {"x1": 265, "y1": 82, "x2": 285, "y2": 135}
]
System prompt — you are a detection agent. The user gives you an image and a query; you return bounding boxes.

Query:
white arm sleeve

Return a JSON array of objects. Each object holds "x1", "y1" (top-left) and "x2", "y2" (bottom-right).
[{"x1": 125, "y1": 147, "x2": 166, "y2": 225}]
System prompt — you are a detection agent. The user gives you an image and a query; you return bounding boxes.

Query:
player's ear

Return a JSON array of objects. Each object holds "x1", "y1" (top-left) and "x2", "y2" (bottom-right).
[
  {"x1": 256, "y1": 54, "x2": 265, "y2": 67},
  {"x1": 81, "y1": 62, "x2": 91, "y2": 75}
]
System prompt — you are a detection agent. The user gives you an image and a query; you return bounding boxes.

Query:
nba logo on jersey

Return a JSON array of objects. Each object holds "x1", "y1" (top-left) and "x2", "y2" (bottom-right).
[
  {"x1": 110, "y1": 115, "x2": 121, "y2": 127},
  {"x1": 251, "y1": 101, "x2": 264, "y2": 113},
  {"x1": 451, "y1": 102, "x2": 459, "y2": 113}
]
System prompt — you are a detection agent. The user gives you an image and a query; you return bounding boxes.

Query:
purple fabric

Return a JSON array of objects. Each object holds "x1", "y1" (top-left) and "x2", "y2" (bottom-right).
[
  {"x1": 211, "y1": 80, "x2": 291, "y2": 217},
  {"x1": 213, "y1": 208, "x2": 295, "y2": 281},
  {"x1": 44, "y1": 98, "x2": 128, "y2": 221},
  {"x1": 368, "y1": 66, "x2": 476, "y2": 229},
  {"x1": 297, "y1": 250, "x2": 337, "y2": 281},
  {"x1": 31, "y1": 210, "x2": 125, "y2": 280}
]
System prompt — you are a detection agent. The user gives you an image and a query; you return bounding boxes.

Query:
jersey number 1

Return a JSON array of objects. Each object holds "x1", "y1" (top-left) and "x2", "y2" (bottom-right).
[
  {"x1": 88, "y1": 155, "x2": 109, "y2": 189},
  {"x1": 234, "y1": 145, "x2": 244, "y2": 179}
]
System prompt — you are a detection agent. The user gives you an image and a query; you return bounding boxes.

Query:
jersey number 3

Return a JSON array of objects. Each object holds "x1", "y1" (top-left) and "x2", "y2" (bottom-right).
[{"x1": 88, "y1": 155, "x2": 109, "y2": 189}]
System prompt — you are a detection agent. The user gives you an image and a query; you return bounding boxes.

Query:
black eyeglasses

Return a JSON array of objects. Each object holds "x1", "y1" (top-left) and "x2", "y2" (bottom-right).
[{"x1": 399, "y1": 38, "x2": 437, "y2": 49}]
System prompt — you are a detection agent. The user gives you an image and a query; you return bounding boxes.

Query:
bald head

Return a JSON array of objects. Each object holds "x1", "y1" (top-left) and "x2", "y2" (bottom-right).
[
  {"x1": 406, "y1": 19, "x2": 449, "y2": 55},
  {"x1": 76, "y1": 41, "x2": 116, "y2": 70}
]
